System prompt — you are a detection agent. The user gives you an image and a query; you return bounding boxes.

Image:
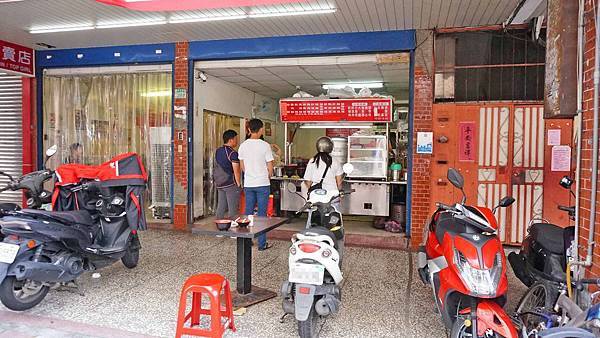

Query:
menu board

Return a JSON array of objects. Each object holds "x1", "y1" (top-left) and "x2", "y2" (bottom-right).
[{"x1": 280, "y1": 98, "x2": 393, "y2": 122}]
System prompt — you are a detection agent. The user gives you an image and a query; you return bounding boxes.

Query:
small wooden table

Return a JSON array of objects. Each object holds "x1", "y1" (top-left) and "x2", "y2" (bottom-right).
[{"x1": 191, "y1": 216, "x2": 289, "y2": 308}]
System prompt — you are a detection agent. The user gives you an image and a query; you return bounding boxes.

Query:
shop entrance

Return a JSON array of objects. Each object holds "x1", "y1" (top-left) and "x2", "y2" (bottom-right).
[
  {"x1": 192, "y1": 53, "x2": 411, "y2": 243},
  {"x1": 431, "y1": 103, "x2": 573, "y2": 245}
]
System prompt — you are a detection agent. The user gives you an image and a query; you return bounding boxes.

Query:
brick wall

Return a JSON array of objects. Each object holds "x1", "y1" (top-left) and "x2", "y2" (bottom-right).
[
  {"x1": 173, "y1": 42, "x2": 189, "y2": 228},
  {"x1": 410, "y1": 69, "x2": 433, "y2": 247},
  {"x1": 579, "y1": 0, "x2": 600, "y2": 277},
  {"x1": 410, "y1": 30, "x2": 434, "y2": 248}
]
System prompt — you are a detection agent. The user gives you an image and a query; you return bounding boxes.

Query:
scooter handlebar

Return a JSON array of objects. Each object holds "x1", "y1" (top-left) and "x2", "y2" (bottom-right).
[{"x1": 436, "y1": 202, "x2": 455, "y2": 211}]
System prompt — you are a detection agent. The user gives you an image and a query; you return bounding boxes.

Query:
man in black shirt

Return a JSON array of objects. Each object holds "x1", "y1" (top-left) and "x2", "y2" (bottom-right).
[{"x1": 215, "y1": 130, "x2": 241, "y2": 219}]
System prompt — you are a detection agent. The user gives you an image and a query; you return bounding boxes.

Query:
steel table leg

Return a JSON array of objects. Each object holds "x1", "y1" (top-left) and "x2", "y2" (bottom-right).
[{"x1": 236, "y1": 237, "x2": 252, "y2": 294}]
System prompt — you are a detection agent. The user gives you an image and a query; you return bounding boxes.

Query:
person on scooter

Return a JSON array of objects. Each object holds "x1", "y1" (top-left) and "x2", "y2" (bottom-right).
[{"x1": 303, "y1": 137, "x2": 343, "y2": 196}]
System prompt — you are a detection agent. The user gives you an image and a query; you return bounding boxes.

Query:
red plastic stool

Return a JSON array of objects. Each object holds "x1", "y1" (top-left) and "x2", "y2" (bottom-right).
[{"x1": 175, "y1": 273, "x2": 236, "y2": 338}]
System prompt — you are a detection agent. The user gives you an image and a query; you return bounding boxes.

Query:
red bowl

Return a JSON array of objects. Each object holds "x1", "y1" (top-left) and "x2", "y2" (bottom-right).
[{"x1": 215, "y1": 219, "x2": 231, "y2": 231}]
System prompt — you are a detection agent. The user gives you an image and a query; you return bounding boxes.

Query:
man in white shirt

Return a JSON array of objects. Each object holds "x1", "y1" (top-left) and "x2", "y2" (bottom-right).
[{"x1": 238, "y1": 118, "x2": 274, "y2": 250}]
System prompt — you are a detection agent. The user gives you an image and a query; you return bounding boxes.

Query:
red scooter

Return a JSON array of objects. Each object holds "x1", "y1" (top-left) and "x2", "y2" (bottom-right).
[{"x1": 417, "y1": 168, "x2": 518, "y2": 338}]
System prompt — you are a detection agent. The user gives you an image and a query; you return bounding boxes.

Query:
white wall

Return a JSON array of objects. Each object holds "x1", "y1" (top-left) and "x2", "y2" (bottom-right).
[{"x1": 192, "y1": 73, "x2": 279, "y2": 218}]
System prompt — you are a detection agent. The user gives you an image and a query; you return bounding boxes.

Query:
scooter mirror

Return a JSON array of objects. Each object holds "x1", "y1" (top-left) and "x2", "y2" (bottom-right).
[
  {"x1": 342, "y1": 163, "x2": 354, "y2": 175},
  {"x1": 286, "y1": 182, "x2": 297, "y2": 194},
  {"x1": 559, "y1": 176, "x2": 574, "y2": 189},
  {"x1": 498, "y1": 196, "x2": 515, "y2": 208},
  {"x1": 45, "y1": 145, "x2": 58, "y2": 158},
  {"x1": 447, "y1": 168, "x2": 464, "y2": 189}
]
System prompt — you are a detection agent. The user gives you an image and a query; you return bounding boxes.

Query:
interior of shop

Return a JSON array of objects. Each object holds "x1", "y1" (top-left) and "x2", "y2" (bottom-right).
[{"x1": 192, "y1": 53, "x2": 410, "y2": 238}]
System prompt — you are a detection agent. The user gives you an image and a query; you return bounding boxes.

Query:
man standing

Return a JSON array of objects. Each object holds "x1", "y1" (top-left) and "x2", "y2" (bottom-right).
[
  {"x1": 215, "y1": 130, "x2": 241, "y2": 219},
  {"x1": 238, "y1": 119, "x2": 274, "y2": 251}
]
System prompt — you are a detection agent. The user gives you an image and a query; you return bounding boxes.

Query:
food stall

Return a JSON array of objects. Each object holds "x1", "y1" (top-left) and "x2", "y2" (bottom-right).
[{"x1": 272, "y1": 97, "x2": 408, "y2": 225}]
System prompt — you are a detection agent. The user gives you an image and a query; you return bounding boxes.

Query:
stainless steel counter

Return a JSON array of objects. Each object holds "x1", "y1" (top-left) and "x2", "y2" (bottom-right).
[{"x1": 273, "y1": 177, "x2": 406, "y2": 217}]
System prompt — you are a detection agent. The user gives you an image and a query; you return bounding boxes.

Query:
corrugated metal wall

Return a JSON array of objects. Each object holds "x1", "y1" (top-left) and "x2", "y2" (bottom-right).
[{"x1": 0, "y1": 73, "x2": 23, "y2": 204}]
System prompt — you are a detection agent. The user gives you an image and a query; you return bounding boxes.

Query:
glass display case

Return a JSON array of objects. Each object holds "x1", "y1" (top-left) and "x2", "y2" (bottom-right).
[{"x1": 347, "y1": 135, "x2": 388, "y2": 178}]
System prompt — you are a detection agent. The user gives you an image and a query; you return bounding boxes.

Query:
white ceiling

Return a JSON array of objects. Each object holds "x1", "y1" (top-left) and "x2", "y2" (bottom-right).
[
  {"x1": 196, "y1": 54, "x2": 410, "y2": 99},
  {"x1": 0, "y1": 0, "x2": 522, "y2": 49}
]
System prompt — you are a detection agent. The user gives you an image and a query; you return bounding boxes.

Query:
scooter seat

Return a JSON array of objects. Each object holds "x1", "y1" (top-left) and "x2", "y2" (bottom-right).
[
  {"x1": 21, "y1": 209, "x2": 95, "y2": 227},
  {"x1": 529, "y1": 223, "x2": 572, "y2": 255},
  {"x1": 301, "y1": 227, "x2": 338, "y2": 248}
]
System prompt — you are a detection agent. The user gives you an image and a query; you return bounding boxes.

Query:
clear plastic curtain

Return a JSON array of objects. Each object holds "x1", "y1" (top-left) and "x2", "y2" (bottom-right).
[{"x1": 42, "y1": 72, "x2": 172, "y2": 219}]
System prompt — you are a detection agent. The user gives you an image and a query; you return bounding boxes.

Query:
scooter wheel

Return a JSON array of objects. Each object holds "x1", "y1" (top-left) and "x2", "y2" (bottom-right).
[
  {"x1": 0, "y1": 276, "x2": 49, "y2": 311},
  {"x1": 297, "y1": 304, "x2": 319, "y2": 338}
]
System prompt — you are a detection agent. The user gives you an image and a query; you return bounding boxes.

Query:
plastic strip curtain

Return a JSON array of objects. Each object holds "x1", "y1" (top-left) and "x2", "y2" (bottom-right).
[{"x1": 42, "y1": 72, "x2": 172, "y2": 219}]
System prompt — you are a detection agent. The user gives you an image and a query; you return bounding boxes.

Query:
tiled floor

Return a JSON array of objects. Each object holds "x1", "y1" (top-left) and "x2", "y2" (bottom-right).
[{"x1": 0, "y1": 229, "x2": 528, "y2": 338}]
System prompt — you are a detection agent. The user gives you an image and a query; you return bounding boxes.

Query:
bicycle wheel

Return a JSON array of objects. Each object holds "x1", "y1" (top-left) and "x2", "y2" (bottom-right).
[{"x1": 515, "y1": 281, "x2": 556, "y2": 330}]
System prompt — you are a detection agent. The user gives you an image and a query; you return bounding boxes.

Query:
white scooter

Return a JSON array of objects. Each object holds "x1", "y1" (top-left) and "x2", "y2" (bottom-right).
[{"x1": 281, "y1": 164, "x2": 353, "y2": 338}]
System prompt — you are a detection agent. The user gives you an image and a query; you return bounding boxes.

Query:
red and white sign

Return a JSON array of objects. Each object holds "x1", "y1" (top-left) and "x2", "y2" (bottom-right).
[
  {"x1": 96, "y1": 0, "x2": 305, "y2": 11},
  {"x1": 0, "y1": 40, "x2": 34, "y2": 77},
  {"x1": 459, "y1": 122, "x2": 476, "y2": 161},
  {"x1": 280, "y1": 98, "x2": 393, "y2": 123}
]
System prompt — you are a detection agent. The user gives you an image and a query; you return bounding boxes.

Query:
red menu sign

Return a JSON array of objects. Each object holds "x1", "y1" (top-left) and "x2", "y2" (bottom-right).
[
  {"x1": 459, "y1": 122, "x2": 476, "y2": 161},
  {"x1": 0, "y1": 40, "x2": 34, "y2": 77},
  {"x1": 280, "y1": 98, "x2": 393, "y2": 122}
]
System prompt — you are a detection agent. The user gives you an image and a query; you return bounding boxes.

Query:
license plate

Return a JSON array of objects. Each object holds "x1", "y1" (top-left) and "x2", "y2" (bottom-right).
[
  {"x1": 289, "y1": 263, "x2": 325, "y2": 285},
  {"x1": 0, "y1": 243, "x2": 19, "y2": 264}
]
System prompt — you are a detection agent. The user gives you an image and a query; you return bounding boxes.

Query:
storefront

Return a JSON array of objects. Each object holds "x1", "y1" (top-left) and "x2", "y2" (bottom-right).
[
  {"x1": 188, "y1": 30, "x2": 416, "y2": 239},
  {"x1": 35, "y1": 44, "x2": 176, "y2": 221},
  {"x1": 0, "y1": 39, "x2": 35, "y2": 206}
]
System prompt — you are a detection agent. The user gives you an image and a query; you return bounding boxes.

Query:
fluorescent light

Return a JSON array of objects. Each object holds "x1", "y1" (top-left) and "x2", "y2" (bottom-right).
[
  {"x1": 96, "y1": 20, "x2": 167, "y2": 29},
  {"x1": 300, "y1": 124, "x2": 372, "y2": 129},
  {"x1": 30, "y1": 25, "x2": 95, "y2": 34},
  {"x1": 0, "y1": 0, "x2": 25, "y2": 3},
  {"x1": 169, "y1": 15, "x2": 247, "y2": 24},
  {"x1": 141, "y1": 90, "x2": 171, "y2": 97},
  {"x1": 249, "y1": 8, "x2": 336, "y2": 18},
  {"x1": 322, "y1": 82, "x2": 384, "y2": 90}
]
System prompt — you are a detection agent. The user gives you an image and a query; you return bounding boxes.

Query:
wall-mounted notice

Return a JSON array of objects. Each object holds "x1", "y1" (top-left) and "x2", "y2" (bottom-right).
[
  {"x1": 417, "y1": 132, "x2": 433, "y2": 154},
  {"x1": 551, "y1": 145, "x2": 571, "y2": 171},
  {"x1": 459, "y1": 122, "x2": 476, "y2": 161},
  {"x1": 547, "y1": 129, "x2": 561, "y2": 146}
]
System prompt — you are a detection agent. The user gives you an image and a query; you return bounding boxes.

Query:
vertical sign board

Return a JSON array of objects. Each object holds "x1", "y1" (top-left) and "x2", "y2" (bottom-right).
[
  {"x1": 459, "y1": 122, "x2": 476, "y2": 161},
  {"x1": 0, "y1": 40, "x2": 34, "y2": 77}
]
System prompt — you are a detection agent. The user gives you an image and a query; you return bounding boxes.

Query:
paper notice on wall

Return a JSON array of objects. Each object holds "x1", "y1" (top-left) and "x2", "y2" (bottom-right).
[
  {"x1": 174, "y1": 106, "x2": 187, "y2": 120},
  {"x1": 547, "y1": 129, "x2": 561, "y2": 146},
  {"x1": 551, "y1": 145, "x2": 571, "y2": 171},
  {"x1": 458, "y1": 122, "x2": 476, "y2": 161},
  {"x1": 416, "y1": 132, "x2": 433, "y2": 154}
]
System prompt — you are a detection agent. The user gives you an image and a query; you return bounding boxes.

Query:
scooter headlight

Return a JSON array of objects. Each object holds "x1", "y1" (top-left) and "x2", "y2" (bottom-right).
[{"x1": 454, "y1": 250, "x2": 502, "y2": 297}]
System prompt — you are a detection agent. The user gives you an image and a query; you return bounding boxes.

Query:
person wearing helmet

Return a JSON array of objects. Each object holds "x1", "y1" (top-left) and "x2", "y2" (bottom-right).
[{"x1": 303, "y1": 136, "x2": 344, "y2": 194}]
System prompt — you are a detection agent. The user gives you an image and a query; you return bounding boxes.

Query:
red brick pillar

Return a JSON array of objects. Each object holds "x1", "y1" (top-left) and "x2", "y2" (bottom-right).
[
  {"x1": 579, "y1": 0, "x2": 600, "y2": 278},
  {"x1": 173, "y1": 42, "x2": 189, "y2": 229},
  {"x1": 410, "y1": 68, "x2": 434, "y2": 248}
]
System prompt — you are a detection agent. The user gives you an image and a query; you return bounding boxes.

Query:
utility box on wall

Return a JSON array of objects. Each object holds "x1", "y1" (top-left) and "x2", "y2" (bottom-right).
[{"x1": 544, "y1": 0, "x2": 578, "y2": 118}]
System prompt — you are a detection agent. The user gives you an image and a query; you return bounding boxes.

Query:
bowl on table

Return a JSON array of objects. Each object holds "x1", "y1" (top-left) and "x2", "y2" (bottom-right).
[
  {"x1": 236, "y1": 217, "x2": 251, "y2": 228},
  {"x1": 215, "y1": 219, "x2": 232, "y2": 231}
]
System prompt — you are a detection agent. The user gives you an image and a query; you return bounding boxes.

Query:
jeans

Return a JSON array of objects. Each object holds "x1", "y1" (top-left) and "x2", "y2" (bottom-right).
[
  {"x1": 244, "y1": 185, "x2": 270, "y2": 248},
  {"x1": 216, "y1": 185, "x2": 241, "y2": 219}
]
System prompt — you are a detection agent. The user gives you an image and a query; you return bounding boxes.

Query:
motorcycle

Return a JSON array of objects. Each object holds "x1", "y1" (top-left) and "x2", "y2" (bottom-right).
[
  {"x1": 508, "y1": 176, "x2": 576, "y2": 298},
  {"x1": 0, "y1": 145, "x2": 59, "y2": 241},
  {"x1": 0, "y1": 152, "x2": 148, "y2": 311},
  {"x1": 417, "y1": 168, "x2": 518, "y2": 338},
  {"x1": 281, "y1": 163, "x2": 353, "y2": 338}
]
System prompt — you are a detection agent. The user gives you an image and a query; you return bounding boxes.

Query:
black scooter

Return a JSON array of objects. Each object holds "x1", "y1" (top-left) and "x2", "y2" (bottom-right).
[
  {"x1": 0, "y1": 145, "x2": 58, "y2": 242},
  {"x1": 0, "y1": 156, "x2": 143, "y2": 311},
  {"x1": 508, "y1": 176, "x2": 576, "y2": 298}
]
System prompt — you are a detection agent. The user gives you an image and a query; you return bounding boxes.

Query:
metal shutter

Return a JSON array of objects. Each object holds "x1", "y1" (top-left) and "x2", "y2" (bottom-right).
[{"x1": 0, "y1": 73, "x2": 23, "y2": 204}]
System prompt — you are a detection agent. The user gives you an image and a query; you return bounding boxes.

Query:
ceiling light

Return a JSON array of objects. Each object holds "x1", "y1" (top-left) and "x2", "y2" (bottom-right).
[
  {"x1": 0, "y1": 0, "x2": 25, "y2": 3},
  {"x1": 300, "y1": 124, "x2": 372, "y2": 129},
  {"x1": 322, "y1": 82, "x2": 384, "y2": 90},
  {"x1": 249, "y1": 8, "x2": 336, "y2": 18},
  {"x1": 169, "y1": 14, "x2": 247, "y2": 24},
  {"x1": 141, "y1": 90, "x2": 171, "y2": 97},
  {"x1": 30, "y1": 25, "x2": 95, "y2": 34},
  {"x1": 96, "y1": 20, "x2": 167, "y2": 29}
]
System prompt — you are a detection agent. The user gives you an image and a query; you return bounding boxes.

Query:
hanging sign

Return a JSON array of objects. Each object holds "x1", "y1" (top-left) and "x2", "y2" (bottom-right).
[
  {"x1": 416, "y1": 132, "x2": 433, "y2": 154},
  {"x1": 280, "y1": 98, "x2": 393, "y2": 122},
  {"x1": 0, "y1": 40, "x2": 34, "y2": 77},
  {"x1": 459, "y1": 122, "x2": 476, "y2": 161}
]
